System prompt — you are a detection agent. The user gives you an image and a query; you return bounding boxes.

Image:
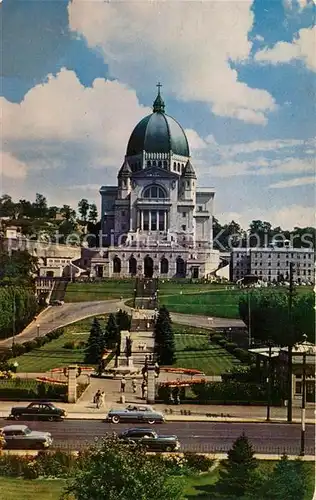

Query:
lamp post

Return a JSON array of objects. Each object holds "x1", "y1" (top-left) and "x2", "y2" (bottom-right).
[
  {"x1": 36, "y1": 324, "x2": 40, "y2": 338},
  {"x1": 266, "y1": 341, "x2": 272, "y2": 422},
  {"x1": 248, "y1": 288, "x2": 252, "y2": 347},
  {"x1": 300, "y1": 350, "x2": 306, "y2": 456}
]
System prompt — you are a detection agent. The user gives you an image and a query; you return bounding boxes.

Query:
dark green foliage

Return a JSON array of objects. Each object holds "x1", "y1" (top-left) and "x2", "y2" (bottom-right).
[
  {"x1": 0, "y1": 378, "x2": 67, "y2": 401},
  {"x1": 191, "y1": 381, "x2": 284, "y2": 404},
  {"x1": 0, "y1": 285, "x2": 38, "y2": 340},
  {"x1": 63, "y1": 434, "x2": 184, "y2": 500},
  {"x1": 256, "y1": 455, "x2": 307, "y2": 500},
  {"x1": 182, "y1": 452, "x2": 214, "y2": 472},
  {"x1": 217, "y1": 433, "x2": 258, "y2": 497},
  {"x1": 104, "y1": 313, "x2": 119, "y2": 349},
  {"x1": 116, "y1": 309, "x2": 131, "y2": 331},
  {"x1": 239, "y1": 290, "x2": 315, "y2": 346},
  {"x1": 154, "y1": 306, "x2": 176, "y2": 365},
  {"x1": 85, "y1": 318, "x2": 104, "y2": 364}
]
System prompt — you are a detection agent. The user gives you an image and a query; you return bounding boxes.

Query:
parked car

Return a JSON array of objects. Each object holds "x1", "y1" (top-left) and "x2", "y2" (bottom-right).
[
  {"x1": 50, "y1": 300, "x2": 64, "y2": 306},
  {"x1": 106, "y1": 404, "x2": 165, "y2": 424},
  {"x1": 0, "y1": 425, "x2": 53, "y2": 449},
  {"x1": 118, "y1": 428, "x2": 180, "y2": 452},
  {"x1": 9, "y1": 402, "x2": 66, "y2": 421}
]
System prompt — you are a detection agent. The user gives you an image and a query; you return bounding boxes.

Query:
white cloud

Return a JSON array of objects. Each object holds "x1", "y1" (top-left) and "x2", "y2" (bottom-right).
[
  {"x1": 255, "y1": 27, "x2": 316, "y2": 72},
  {"x1": 1, "y1": 151, "x2": 27, "y2": 179},
  {"x1": 1, "y1": 69, "x2": 151, "y2": 172},
  {"x1": 284, "y1": 0, "x2": 315, "y2": 11},
  {"x1": 269, "y1": 176, "x2": 315, "y2": 188},
  {"x1": 219, "y1": 204, "x2": 315, "y2": 229},
  {"x1": 254, "y1": 34, "x2": 264, "y2": 42},
  {"x1": 69, "y1": 0, "x2": 276, "y2": 125},
  {"x1": 185, "y1": 129, "x2": 207, "y2": 150}
]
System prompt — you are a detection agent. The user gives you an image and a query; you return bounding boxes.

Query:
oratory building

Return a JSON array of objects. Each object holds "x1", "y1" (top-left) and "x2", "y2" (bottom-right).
[{"x1": 95, "y1": 86, "x2": 219, "y2": 279}]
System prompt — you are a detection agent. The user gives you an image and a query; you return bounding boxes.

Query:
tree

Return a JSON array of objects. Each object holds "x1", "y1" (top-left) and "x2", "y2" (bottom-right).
[
  {"x1": 154, "y1": 306, "x2": 176, "y2": 365},
  {"x1": 216, "y1": 433, "x2": 258, "y2": 498},
  {"x1": 33, "y1": 193, "x2": 48, "y2": 219},
  {"x1": 60, "y1": 204, "x2": 76, "y2": 222},
  {"x1": 85, "y1": 318, "x2": 104, "y2": 365},
  {"x1": 64, "y1": 434, "x2": 184, "y2": 500},
  {"x1": 88, "y1": 203, "x2": 98, "y2": 224},
  {"x1": 78, "y1": 199, "x2": 90, "y2": 223},
  {"x1": 255, "y1": 455, "x2": 307, "y2": 500},
  {"x1": 0, "y1": 194, "x2": 16, "y2": 218},
  {"x1": 116, "y1": 309, "x2": 131, "y2": 332},
  {"x1": 104, "y1": 313, "x2": 119, "y2": 349},
  {"x1": 239, "y1": 290, "x2": 315, "y2": 345}
]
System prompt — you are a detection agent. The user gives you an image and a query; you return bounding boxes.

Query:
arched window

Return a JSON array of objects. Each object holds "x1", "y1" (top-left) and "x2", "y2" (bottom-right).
[
  {"x1": 176, "y1": 256, "x2": 186, "y2": 277},
  {"x1": 129, "y1": 256, "x2": 137, "y2": 275},
  {"x1": 173, "y1": 162, "x2": 176, "y2": 170},
  {"x1": 158, "y1": 160, "x2": 162, "y2": 168},
  {"x1": 163, "y1": 160, "x2": 168, "y2": 169},
  {"x1": 160, "y1": 257, "x2": 169, "y2": 274},
  {"x1": 143, "y1": 185, "x2": 166, "y2": 199},
  {"x1": 113, "y1": 256, "x2": 121, "y2": 273},
  {"x1": 153, "y1": 160, "x2": 156, "y2": 166},
  {"x1": 147, "y1": 161, "x2": 151, "y2": 168}
]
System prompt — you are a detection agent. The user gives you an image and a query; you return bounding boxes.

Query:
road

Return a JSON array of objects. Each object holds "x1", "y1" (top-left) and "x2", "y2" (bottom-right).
[
  {"x1": 0, "y1": 300, "x2": 245, "y2": 347},
  {"x1": 1, "y1": 419, "x2": 314, "y2": 455}
]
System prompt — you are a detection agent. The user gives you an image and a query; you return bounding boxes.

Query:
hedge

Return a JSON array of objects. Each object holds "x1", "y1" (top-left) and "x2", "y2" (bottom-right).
[
  {"x1": 210, "y1": 334, "x2": 255, "y2": 364},
  {"x1": 0, "y1": 327, "x2": 65, "y2": 364},
  {"x1": 0, "y1": 378, "x2": 68, "y2": 401},
  {"x1": 191, "y1": 381, "x2": 283, "y2": 405}
]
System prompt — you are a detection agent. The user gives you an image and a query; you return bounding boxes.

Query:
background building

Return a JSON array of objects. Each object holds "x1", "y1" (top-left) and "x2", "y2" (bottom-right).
[{"x1": 230, "y1": 244, "x2": 315, "y2": 284}]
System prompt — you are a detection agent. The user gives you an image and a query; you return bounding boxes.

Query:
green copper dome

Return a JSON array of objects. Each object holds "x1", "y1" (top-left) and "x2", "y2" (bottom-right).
[{"x1": 126, "y1": 87, "x2": 190, "y2": 157}]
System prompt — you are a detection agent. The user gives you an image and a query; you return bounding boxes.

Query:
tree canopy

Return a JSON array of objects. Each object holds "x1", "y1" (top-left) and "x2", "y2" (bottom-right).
[
  {"x1": 63, "y1": 434, "x2": 184, "y2": 500},
  {"x1": 154, "y1": 305, "x2": 176, "y2": 365}
]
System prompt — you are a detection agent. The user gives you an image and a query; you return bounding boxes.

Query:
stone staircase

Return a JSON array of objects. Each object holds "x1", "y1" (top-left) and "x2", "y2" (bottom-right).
[{"x1": 50, "y1": 278, "x2": 69, "y2": 303}]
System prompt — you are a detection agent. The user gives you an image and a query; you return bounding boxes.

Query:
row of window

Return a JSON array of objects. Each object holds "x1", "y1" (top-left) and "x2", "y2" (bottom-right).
[
  {"x1": 237, "y1": 261, "x2": 313, "y2": 268},
  {"x1": 235, "y1": 252, "x2": 313, "y2": 259},
  {"x1": 235, "y1": 269, "x2": 313, "y2": 277}
]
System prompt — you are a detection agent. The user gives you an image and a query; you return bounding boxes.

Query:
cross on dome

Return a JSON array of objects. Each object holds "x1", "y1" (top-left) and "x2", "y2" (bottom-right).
[{"x1": 153, "y1": 82, "x2": 165, "y2": 113}]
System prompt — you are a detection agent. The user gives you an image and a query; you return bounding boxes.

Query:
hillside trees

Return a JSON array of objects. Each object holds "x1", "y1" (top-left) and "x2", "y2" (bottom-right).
[{"x1": 0, "y1": 286, "x2": 38, "y2": 340}]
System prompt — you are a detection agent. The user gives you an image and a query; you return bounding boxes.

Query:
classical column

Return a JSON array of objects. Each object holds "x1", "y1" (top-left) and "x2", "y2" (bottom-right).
[
  {"x1": 164, "y1": 211, "x2": 167, "y2": 231},
  {"x1": 156, "y1": 211, "x2": 159, "y2": 231},
  {"x1": 149, "y1": 211, "x2": 152, "y2": 231},
  {"x1": 140, "y1": 211, "x2": 144, "y2": 231}
]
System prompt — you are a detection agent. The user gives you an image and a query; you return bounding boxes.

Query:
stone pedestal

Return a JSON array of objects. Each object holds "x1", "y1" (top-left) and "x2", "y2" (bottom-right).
[
  {"x1": 147, "y1": 365, "x2": 156, "y2": 404},
  {"x1": 67, "y1": 365, "x2": 78, "y2": 403}
]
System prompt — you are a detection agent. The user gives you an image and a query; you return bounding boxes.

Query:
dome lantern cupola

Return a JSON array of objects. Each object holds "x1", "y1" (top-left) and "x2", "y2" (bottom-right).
[{"x1": 153, "y1": 82, "x2": 165, "y2": 113}]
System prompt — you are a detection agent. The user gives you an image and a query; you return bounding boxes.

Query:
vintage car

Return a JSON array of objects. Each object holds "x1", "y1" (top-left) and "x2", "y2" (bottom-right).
[
  {"x1": 9, "y1": 402, "x2": 66, "y2": 421},
  {"x1": 118, "y1": 428, "x2": 180, "y2": 452},
  {"x1": 0, "y1": 425, "x2": 53, "y2": 449},
  {"x1": 106, "y1": 404, "x2": 165, "y2": 424}
]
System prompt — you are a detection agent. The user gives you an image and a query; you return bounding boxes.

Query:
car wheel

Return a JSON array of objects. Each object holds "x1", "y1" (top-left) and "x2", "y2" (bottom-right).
[
  {"x1": 13, "y1": 414, "x2": 21, "y2": 421},
  {"x1": 165, "y1": 446, "x2": 173, "y2": 452},
  {"x1": 111, "y1": 415, "x2": 120, "y2": 424},
  {"x1": 147, "y1": 419, "x2": 156, "y2": 425},
  {"x1": 47, "y1": 416, "x2": 55, "y2": 422}
]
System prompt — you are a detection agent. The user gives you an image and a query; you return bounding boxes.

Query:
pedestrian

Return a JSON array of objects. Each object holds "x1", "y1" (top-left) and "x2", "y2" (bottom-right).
[
  {"x1": 144, "y1": 385, "x2": 148, "y2": 401},
  {"x1": 94, "y1": 389, "x2": 101, "y2": 407},
  {"x1": 141, "y1": 380, "x2": 147, "y2": 399},
  {"x1": 120, "y1": 376, "x2": 126, "y2": 393},
  {"x1": 132, "y1": 378, "x2": 137, "y2": 393},
  {"x1": 98, "y1": 391, "x2": 105, "y2": 408}
]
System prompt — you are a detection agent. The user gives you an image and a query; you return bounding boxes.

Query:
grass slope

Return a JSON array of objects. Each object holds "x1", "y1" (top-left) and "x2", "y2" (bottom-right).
[
  {"x1": 13, "y1": 317, "x2": 107, "y2": 373},
  {"x1": 174, "y1": 333, "x2": 241, "y2": 375},
  {"x1": 0, "y1": 478, "x2": 67, "y2": 500}
]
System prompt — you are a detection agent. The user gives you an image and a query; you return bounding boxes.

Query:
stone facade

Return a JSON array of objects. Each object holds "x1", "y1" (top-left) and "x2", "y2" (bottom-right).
[{"x1": 95, "y1": 89, "x2": 219, "y2": 279}]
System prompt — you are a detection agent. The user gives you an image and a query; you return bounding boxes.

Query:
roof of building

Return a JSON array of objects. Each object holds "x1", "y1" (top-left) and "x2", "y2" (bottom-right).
[
  {"x1": 118, "y1": 159, "x2": 132, "y2": 178},
  {"x1": 182, "y1": 159, "x2": 197, "y2": 179},
  {"x1": 126, "y1": 87, "x2": 190, "y2": 157}
]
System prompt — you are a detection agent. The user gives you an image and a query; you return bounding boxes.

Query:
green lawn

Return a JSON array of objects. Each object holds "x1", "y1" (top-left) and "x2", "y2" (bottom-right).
[
  {"x1": 161, "y1": 289, "x2": 241, "y2": 318},
  {"x1": 174, "y1": 333, "x2": 241, "y2": 375},
  {"x1": 0, "y1": 478, "x2": 68, "y2": 500},
  {"x1": 13, "y1": 316, "x2": 107, "y2": 373}
]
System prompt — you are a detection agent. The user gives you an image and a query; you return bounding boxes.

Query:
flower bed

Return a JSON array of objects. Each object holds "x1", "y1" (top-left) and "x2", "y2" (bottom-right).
[
  {"x1": 160, "y1": 367, "x2": 204, "y2": 376},
  {"x1": 159, "y1": 378, "x2": 206, "y2": 388}
]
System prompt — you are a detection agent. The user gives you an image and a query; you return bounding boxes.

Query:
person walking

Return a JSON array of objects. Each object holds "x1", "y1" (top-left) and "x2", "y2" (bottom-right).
[
  {"x1": 94, "y1": 389, "x2": 101, "y2": 408},
  {"x1": 98, "y1": 391, "x2": 105, "y2": 408},
  {"x1": 132, "y1": 378, "x2": 137, "y2": 394},
  {"x1": 120, "y1": 376, "x2": 126, "y2": 393},
  {"x1": 141, "y1": 380, "x2": 147, "y2": 399}
]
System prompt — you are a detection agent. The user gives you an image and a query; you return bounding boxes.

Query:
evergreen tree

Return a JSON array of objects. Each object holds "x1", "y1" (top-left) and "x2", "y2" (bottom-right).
[
  {"x1": 154, "y1": 306, "x2": 176, "y2": 365},
  {"x1": 256, "y1": 455, "x2": 307, "y2": 500},
  {"x1": 216, "y1": 433, "x2": 258, "y2": 497},
  {"x1": 116, "y1": 309, "x2": 131, "y2": 332},
  {"x1": 104, "y1": 313, "x2": 119, "y2": 349},
  {"x1": 85, "y1": 318, "x2": 104, "y2": 364}
]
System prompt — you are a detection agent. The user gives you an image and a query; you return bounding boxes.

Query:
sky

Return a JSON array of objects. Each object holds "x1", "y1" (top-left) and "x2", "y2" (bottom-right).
[{"x1": 1, "y1": 0, "x2": 315, "y2": 230}]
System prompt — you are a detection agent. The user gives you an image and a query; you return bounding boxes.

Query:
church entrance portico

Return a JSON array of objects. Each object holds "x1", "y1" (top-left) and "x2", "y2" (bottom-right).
[{"x1": 144, "y1": 255, "x2": 154, "y2": 278}]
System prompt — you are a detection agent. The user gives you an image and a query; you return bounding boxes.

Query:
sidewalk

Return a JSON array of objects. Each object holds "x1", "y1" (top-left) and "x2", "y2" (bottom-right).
[{"x1": 0, "y1": 399, "x2": 314, "y2": 424}]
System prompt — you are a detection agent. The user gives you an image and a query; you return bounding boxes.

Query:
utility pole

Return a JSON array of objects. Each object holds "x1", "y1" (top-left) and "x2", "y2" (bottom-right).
[
  {"x1": 287, "y1": 262, "x2": 295, "y2": 423},
  {"x1": 248, "y1": 288, "x2": 251, "y2": 347},
  {"x1": 300, "y1": 351, "x2": 306, "y2": 456},
  {"x1": 266, "y1": 342, "x2": 272, "y2": 421}
]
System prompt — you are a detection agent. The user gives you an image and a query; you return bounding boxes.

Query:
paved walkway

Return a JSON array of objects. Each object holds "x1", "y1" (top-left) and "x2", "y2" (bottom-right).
[{"x1": 0, "y1": 299, "x2": 245, "y2": 348}]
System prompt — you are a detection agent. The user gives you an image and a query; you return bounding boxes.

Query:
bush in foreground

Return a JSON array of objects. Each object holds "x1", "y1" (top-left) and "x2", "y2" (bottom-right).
[{"x1": 63, "y1": 435, "x2": 184, "y2": 500}]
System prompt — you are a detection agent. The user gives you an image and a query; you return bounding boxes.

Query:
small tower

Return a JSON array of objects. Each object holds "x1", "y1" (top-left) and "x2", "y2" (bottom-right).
[
  {"x1": 118, "y1": 158, "x2": 132, "y2": 199},
  {"x1": 153, "y1": 82, "x2": 165, "y2": 113},
  {"x1": 181, "y1": 159, "x2": 196, "y2": 201}
]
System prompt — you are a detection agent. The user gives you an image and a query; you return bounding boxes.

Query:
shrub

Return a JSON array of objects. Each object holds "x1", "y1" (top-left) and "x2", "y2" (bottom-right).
[
  {"x1": 191, "y1": 381, "x2": 283, "y2": 405},
  {"x1": 22, "y1": 341, "x2": 34, "y2": 353},
  {"x1": 34, "y1": 336, "x2": 46, "y2": 347},
  {"x1": 217, "y1": 338, "x2": 227, "y2": 347},
  {"x1": 22, "y1": 460, "x2": 41, "y2": 479},
  {"x1": 211, "y1": 334, "x2": 224, "y2": 342},
  {"x1": 26, "y1": 340, "x2": 38, "y2": 350},
  {"x1": 36, "y1": 450, "x2": 77, "y2": 477},
  {"x1": 225, "y1": 342, "x2": 238, "y2": 352},
  {"x1": 11, "y1": 344, "x2": 26, "y2": 357},
  {"x1": 63, "y1": 341, "x2": 76, "y2": 350},
  {"x1": 183, "y1": 452, "x2": 214, "y2": 472}
]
